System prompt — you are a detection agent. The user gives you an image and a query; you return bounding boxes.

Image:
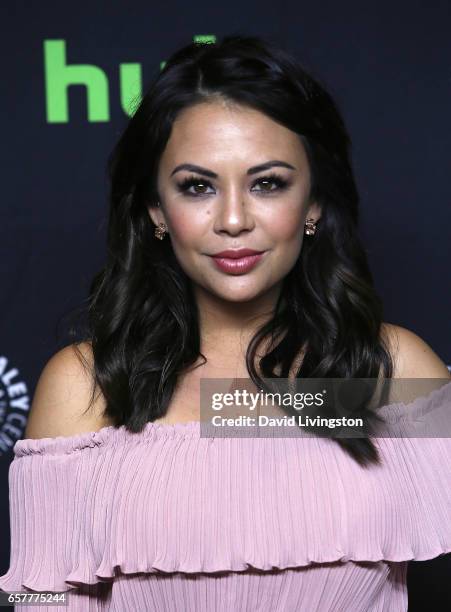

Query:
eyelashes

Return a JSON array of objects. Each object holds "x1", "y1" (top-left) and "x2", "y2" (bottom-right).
[{"x1": 175, "y1": 172, "x2": 290, "y2": 198}]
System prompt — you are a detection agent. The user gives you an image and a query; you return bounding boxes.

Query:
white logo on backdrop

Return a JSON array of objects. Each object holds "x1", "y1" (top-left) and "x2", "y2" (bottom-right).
[{"x1": 0, "y1": 356, "x2": 30, "y2": 455}]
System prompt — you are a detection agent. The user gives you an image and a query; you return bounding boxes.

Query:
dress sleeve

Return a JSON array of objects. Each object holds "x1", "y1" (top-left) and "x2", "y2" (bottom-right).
[{"x1": 0, "y1": 431, "x2": 112, "y2": 595}]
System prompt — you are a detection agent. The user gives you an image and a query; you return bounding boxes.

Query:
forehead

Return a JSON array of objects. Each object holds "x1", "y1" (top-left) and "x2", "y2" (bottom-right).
[{"x1": 158, "y1": 101, "x2": 308, "y2": 169}]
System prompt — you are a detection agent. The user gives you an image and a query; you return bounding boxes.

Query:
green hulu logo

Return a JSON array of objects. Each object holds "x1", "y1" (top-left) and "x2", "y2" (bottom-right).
[{"x1": 44, "y1": 35, "x2": 216, "y2": 123}]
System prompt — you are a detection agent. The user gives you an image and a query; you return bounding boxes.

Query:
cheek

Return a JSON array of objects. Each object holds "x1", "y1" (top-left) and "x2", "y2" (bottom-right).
[
  {"x1": 263, "y1": 203, "x2": 304, "y2": 242},
  {"x1": 166, "y1": 210, "x2": 205, "y2": 248}
]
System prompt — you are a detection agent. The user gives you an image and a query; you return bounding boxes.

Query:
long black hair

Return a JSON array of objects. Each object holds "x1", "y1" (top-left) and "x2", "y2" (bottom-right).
[{"x1": 66, "y1": 34, "x2": 394, "y2": 467}]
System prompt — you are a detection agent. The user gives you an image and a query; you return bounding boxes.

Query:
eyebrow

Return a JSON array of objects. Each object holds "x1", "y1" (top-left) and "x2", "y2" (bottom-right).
[{"x1": 170, "y1": 160, "x2": 296, "y2": 178}]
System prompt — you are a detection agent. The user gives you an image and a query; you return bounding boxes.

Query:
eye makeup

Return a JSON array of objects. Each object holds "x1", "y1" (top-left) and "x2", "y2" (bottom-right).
[{"x1": 175, "y1": 172, "x2": 291, "y2": 198}]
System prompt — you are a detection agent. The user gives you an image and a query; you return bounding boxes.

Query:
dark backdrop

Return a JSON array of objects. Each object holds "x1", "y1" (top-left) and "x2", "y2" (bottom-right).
[{"x1": 1, "y1": 1, "x2": 450, "y2": 609}]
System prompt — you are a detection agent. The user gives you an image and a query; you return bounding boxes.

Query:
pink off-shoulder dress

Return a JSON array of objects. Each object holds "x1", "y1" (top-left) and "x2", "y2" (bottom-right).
[{"x1": 1, "y1": 382, "x2": 451, "y2": 611}]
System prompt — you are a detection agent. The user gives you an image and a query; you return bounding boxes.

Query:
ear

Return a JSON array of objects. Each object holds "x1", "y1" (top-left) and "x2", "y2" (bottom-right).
[
  {"x1": 306, "y1": 201, "x2": 322, "y2": 223},
  {"x1": 146, "y1": 201, "x2": 167, "y2": 228}
]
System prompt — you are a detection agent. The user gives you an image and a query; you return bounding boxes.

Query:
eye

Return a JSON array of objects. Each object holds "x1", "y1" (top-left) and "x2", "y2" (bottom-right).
[
  {"x1": 175, "y1": 173, "x2": 289, "y2": 198},
  {"x1": 176, "y1": 176, "x2": 215, "y2": 197},
  {"x1": 251, "y1": 173, "x2": 289, "y2": 194}
]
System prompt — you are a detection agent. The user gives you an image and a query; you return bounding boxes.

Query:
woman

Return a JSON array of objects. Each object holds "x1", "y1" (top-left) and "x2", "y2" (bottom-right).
[{"x1": 0, "y1": 35, "x2": 450, "y2": 611}]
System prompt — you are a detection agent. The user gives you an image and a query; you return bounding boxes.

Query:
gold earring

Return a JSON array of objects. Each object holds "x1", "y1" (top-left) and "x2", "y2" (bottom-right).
[
  {"x1": 304, "y1": 218, "x2": 317, "y2": 235},
  {"x1": 154, "y1": 223, "x2": 167, "y2": 240}
]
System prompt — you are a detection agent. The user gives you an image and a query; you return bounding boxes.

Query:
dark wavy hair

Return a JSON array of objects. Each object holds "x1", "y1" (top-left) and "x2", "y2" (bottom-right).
[{"x1": 65, "y1": 34, "x2": 394, "y2": 467}]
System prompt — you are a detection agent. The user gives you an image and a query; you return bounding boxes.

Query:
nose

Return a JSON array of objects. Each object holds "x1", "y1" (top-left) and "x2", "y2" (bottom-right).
[{"x1": 213, "y1": 190, "x2": 255, "y2": 236}]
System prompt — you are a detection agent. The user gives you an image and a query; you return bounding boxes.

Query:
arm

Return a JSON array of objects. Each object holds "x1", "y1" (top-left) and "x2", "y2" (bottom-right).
[
  {"x1": 381, "y1": 323, "x2": 451, "y2": 379},
  {"x1": 25, "y1": 341, "x2": 110, "y2": 440}
]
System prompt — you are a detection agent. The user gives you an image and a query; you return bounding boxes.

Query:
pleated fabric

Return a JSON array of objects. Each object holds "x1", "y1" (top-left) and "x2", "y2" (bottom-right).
[{"x1": 0, "y1": 381, "x2": 450, "y2": 611}]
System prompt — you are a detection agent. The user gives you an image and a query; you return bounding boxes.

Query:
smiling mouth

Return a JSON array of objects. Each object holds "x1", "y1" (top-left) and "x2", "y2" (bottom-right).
[
  {"x1": 209, "y1": 252, "x2": 266, "y2": 275},
  {"x1": 211, "y1": 249, "x2": 265, "y2": 259}
]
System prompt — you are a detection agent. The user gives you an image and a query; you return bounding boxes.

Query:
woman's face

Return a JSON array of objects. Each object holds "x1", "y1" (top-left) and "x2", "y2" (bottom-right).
[{"x1": 150, "y1": 101, "x2": 321, "y2": 305}]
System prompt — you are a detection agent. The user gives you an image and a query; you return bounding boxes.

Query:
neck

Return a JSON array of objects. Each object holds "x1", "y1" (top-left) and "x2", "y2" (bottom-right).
[{"x1": 194, "y1": 284, "x2": 283, "y2": 362}]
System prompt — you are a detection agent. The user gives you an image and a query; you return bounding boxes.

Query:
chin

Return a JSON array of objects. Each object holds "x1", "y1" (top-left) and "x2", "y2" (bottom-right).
[{"x1": 214, "y1": 288, "x2": 268, "y2": 303}]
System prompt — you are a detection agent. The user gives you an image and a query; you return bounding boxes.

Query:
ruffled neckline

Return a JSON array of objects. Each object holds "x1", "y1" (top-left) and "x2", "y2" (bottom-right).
[
  {"x1": 13, "y1": 419, "x2": 203, "y2": 456},
  {"x1": 13, "y1": 379, "x2": 451, "y2": 456}
]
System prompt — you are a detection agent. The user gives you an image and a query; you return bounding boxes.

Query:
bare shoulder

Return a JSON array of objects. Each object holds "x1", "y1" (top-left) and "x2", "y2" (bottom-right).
[
  {"x1": 381, "y1": 322, "x2": 451, "y2": 379},
  {"x1": 24, "y1": 342, "x2": 110, "y2": 440}
]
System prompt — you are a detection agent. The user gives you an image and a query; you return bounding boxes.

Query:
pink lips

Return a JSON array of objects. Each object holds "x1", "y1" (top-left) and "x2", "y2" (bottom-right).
[
  {"x1": 212, "y1": 248, "x2": 263, "y2": 258},
  {"x1": 210, "y1": 250, "x2": 265, "y2": 274}
]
